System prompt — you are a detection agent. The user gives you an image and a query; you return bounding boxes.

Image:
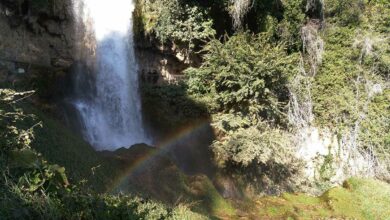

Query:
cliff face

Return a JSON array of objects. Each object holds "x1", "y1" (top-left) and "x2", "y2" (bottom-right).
[
  {"x1": 132, "y1": 0, "x2": 194, "y2": 85},
  {"x1": 134, "y1": 37, "x2": 189, "y2": 85},
  {"x1": 0, "y1": 0, "x2": 74, "y2": 85}
]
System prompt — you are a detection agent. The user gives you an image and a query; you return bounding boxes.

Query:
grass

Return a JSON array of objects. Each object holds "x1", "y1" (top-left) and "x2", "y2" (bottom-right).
[
  {"x1": 255, "y1": 178, "x2": 390, "y2": 220},
  {"x1": 325, "y1": 178, "x2": 390, "y2": 219},
  {"x1": 182, "y1": 175, "x2": 236, "y2": 218}
]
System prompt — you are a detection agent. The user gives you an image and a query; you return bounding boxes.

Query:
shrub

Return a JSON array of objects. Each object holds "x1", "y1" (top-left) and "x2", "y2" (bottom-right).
[
  {"x1": 136, "y1": 0, "x2": 215, "y2": 50},
  {"x1": 311, "y1": 1, "x2": 390, "y2": 179},
  {"x1": 212, "y1": 120, "x2": 294, "y2": 168},
  {"x1": 211, "y1": 114, "x2": 303, "y2": 193},
  {"x1": 186, "y1": 33, "x2": 299, "y2": 124},
  {"x1": 277, "y1": 0, "x2": 306, "y2": 50},
  {"x1": 325, "y1": 0, "x2": 365, "y2": 26}
]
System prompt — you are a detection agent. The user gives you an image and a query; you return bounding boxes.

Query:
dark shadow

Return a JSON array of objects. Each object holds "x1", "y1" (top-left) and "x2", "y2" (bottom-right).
[
  {"x1": 103, "y1": 82, "x2": 233, "y2": 216},
  {"x1": 223, "y1": 159, "x2": 300, "y2": 195},
  {"x1": 141, "y1": 82, "x2": 216, "y2": 177}
]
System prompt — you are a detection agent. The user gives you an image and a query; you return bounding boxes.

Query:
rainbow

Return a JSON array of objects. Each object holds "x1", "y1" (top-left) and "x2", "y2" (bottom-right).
[{"x1": 106, "y1": 119, "x2": 212, "y2": 192}]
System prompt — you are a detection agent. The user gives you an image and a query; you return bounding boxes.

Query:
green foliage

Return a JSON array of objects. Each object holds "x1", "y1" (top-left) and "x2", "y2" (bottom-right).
[
  {"x1": 141, "y1": 82, "x2": 209, "y2": 130},
  {"x1": 0, "y1": 89, "x2": 205, "y2": 219},
  {"x1": 227, "y1": 0, "x2": 305, "y2": 49},
  {"x1": 310, "y1": 0, "x2": 390, "y2": 179},
  {"x1": 209, "y1": 113, "x2": 303, "y2": 193},
  {"x1": 241, "y1": 0, "x2": 283, "y2": 33},
  {"x1": 212, "y1": 119, "x2": 294, "y2": 168},
  {"x1": 359, "y1": 89, "x2": 390, "y2": 175},
  {"x1": 136, "y1": 0, "x2": 215, "y2": 50},
  {"x1": 0, "y1": 89, "x2": 69, "y2": 218},
  {"x1": 277, "y1": 0, "x2": 306, "y2": 50},
  {"x1": 26, "y1": 103, "x2": 122, "y2": 192},
  {"x1": 364, "y1": 1, "x2": 390, "y2": 34},
  {"x1": 325, "y1": 0, "x2": 365, "y2": 26},
  {"x1": 318, "y1": 154, "x2": 335, "y2": 182},
  {"x1": 184, "y1": 32, "x2": 302, "y2": 192},
  {"x1": 186, "y1": 33, "x2": 299, "y2": 124},
  {"x1": 312, "y1": 27, "x2": 361, "y2": 129}
]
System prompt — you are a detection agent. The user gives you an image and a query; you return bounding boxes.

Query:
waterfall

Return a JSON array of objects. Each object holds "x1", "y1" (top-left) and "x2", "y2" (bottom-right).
[{"x1": 72, "y1": 0, "x2": 149, "y2": 150}]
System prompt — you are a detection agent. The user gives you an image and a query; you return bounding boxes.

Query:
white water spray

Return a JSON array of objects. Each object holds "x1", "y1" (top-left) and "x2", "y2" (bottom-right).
[{"x1": 72, "y1": 0, "x2": 149, "y2": 150}]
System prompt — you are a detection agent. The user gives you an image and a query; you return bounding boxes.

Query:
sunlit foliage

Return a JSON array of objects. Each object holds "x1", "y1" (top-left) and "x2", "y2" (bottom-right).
[{"x1": 186, "y1": 33, "x2": 299, "y2": 124}]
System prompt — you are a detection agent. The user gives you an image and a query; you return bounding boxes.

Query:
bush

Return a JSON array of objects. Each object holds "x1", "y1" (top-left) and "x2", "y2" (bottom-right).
[
  {"x1": 212, "y1": 119, "x2": 294, "y2": 168},
  {"x1": 136, "y1": 0, "x2": 215, "y2": 50},
  {"x1": 210, "y1": 113, "x2": 303, "y2": 193},
  {"x1": 325, "y1": 0, "x2": 365, "y2": 26},
  {"x1": 277, "y1": 0, "x2": 306, "y2": 50},
  {"x1": 186, "y1": 33, "x2": 299, "y2": 124}
]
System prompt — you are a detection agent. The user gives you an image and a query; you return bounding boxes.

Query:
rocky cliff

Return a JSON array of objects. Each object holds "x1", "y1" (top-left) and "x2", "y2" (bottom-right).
[
  {"x1": 0, "y1": 0, "x2": 74, "y2": 86},
  {"x1": 132, "y1": 1, "x2": 196, "y2": 85},
  {"x1": 134, "y1": 37, "x2": 189, "y2": 85}
]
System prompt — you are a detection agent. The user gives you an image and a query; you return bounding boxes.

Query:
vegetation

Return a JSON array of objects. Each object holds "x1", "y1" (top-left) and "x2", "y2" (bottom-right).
[
  {"x1": 1, "y1": 0, "x2": 390, "y2": 219},
  {"x1": 138, "y1": 0, "x2": 390, "y2": 195},
  {"x1": 0, "y1": 89, "x2": 205, "y2": 219},
  {"x1": 256, "y1": 178, "x2": 390, "y2": 219},
  {"x1": 2, "y1": 89, "x2": 390, "y2": 219},
  {"x1": 311, "y1": 0, "x2": 390, "y2": 177},
  {"x1": 135, "y1": 0, "x2": 215, "y2": 57},
  {"x1": 186, "y1": 33, "x2": 299, "y2": 124},
  {"x1": 141, "y1": 82, "x2": 209, "y2": 131},
  {"x1": 184, "y1": 32, "x2": 302, "y2": 191}
]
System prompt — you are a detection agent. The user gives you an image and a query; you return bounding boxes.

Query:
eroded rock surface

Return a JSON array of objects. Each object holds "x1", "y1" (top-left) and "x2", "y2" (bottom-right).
[
  {"x1": 135, "y1": 38, "x2": 189, "y2": 85},
  {"x1": 0, "y1": 1, "x2": 74, "y2": 68}
]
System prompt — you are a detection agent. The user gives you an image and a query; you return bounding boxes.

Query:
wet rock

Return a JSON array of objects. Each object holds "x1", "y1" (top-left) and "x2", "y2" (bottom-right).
[
  {"x1": 51, "y1": 58, "x2": 73, "y2": 68},
  {"x1": 135, "y1": 44, "x2": 188, "y2": 85},
  {"x1": 43, "y1": 20, "x2": 63, "y2": 36},
  {"x1": 0, "y1": 0, "x2": 74, "y2": 68}
]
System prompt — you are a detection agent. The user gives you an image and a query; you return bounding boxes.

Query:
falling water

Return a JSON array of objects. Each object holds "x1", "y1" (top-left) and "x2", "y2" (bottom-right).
[{"x1": 72, "y1": 0, "x2": 149, "y2": 150}]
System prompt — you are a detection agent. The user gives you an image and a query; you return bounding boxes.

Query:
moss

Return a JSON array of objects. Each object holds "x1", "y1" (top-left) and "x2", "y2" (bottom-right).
[
  {"x1": 124, "y1": 164, "x2": 236, "y2": 218},
  {"x1": 257, "y1": 194, "x2": 331, "y2": 219},
  {"x1": 331, "y1": 178, "x2": 390, "y2": 219},
  {"x1": 191, "y1": 176, "x2": 236, "y2": 218},
  {"x1": 255, "y1": 178, "x2": 390, "y2": 219}
]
